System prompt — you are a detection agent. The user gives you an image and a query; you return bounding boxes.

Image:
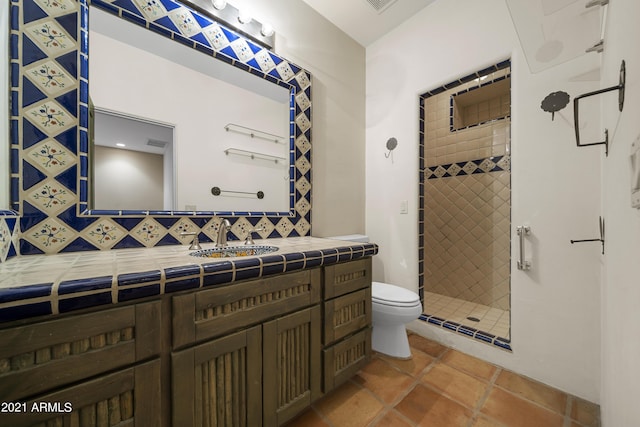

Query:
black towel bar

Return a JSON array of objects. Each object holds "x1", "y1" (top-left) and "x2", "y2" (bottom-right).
[{"x1": 573, "y1": 60, "x2": 626, "y2": 157}]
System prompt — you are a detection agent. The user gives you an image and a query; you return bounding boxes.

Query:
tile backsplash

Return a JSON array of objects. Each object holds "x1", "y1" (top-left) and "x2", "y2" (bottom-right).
[{"x1": 8, "y1": 0, "x2": 313, "y2": 258}]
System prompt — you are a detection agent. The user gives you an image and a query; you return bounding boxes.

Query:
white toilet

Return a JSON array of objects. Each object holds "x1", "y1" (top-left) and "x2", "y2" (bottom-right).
[{"x1": 327, "y1": 235, "x2": 423, "y2": 359}]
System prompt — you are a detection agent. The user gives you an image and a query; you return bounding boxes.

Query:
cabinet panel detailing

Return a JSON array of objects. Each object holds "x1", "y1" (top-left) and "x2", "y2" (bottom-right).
[
  {"x1": 196, "y1": 284, "x2": 311, "y2": 322},
  {"x1": 277, "y1": 322, "x2": 310, "y2": 408},
  {"x1": 198, "y1": 348, "x2": 247, "y2": 426},
  {"x1": 173, "y1": 269, "x2": 321, "y2": 349},
  {"x1": 323, "y1": 328, "x2": 372, "y2": 393},
  {"x1": 172, "y1": 326, "x2": 262, "y2": 427},
  {"x1": 0, "y1": 301, "x2": 161, "y2": 403},
  {"x1": 263, "y1": 306, "x2": 321, "y2": 426},
  {"x1": 334, "y1": 300, "x2": 366, "y2": 327},
  {"x1": 0, "y1": 327, "x2": 135, "y2": 375},
  {"x1": 335, "y1": 270, "x2": 366, "y2": 285},
  {"x1": 324, "y1": 258, "x2": 372, "y2": 299},
  {"x1": 323, "y1": 288, "x2": 372, "y2": 345},
  {"x1": 334, "y1": 340, "x2": 367, "y2": 373},
  {"x1": 0, "y1": 359, "x2": 161, "y2": 427}
]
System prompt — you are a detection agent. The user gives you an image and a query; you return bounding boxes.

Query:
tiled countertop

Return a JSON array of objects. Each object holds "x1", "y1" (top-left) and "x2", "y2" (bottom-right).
[{"x1": 0, "y1": 237, "x2": 378, "y2": 324}]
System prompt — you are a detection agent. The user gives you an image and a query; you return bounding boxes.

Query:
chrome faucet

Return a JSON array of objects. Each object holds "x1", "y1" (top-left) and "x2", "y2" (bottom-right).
[
  {"x1": 216, "y1": 219, "x2": 231, "y2": 247},
  {"x1": 244, "y1": 227, "x2": 264, "y2": 245}
]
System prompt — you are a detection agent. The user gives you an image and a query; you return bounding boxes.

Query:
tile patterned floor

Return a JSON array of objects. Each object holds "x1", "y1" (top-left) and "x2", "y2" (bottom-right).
[{"x1": 286, "y1": 334, "x2": 600, "y2": 427}]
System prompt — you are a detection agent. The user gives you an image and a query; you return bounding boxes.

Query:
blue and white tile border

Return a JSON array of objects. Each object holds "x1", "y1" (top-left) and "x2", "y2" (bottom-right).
[{"x1": 10, "y1": 0, "x2": 313, "y2": 256}]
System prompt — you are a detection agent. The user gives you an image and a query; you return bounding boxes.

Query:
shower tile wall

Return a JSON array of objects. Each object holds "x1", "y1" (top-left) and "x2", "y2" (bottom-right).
[{"x1": 420, "y1": 64, "x2": 511, "y2": 316}]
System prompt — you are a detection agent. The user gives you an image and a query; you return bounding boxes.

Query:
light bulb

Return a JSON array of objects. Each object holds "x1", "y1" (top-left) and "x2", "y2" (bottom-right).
[
  {"x1": 211, "y1": 0, "x2": 226, "y2": 10},
  {"x1": 261, "y1": 23, "x2": 274, "y2": 37},
  {"x1": 238, "y1": 9, "x2": 252, "y2": 24}
]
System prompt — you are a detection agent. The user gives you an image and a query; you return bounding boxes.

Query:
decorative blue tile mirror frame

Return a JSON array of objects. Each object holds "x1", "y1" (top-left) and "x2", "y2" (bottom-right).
[{"x1": 9, "y1": 0, "x2": 313, "y2": 256}]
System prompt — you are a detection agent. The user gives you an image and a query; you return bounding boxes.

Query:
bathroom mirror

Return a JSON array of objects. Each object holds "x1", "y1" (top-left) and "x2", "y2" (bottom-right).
[{"x1": 87, "y1": 3, "x2": 293, "y2": 215}]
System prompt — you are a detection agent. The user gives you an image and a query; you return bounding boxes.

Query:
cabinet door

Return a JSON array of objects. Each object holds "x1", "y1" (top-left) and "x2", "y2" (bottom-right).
[
  {"x1": 263, "y1": 306, "x2": 321, "y2": 426},
  {"x1": 0, "y1": 359, "x2": 161, "y2": 427},
  {"x1": 172, "y1": 326, "x2": 262, "y2": 427}
]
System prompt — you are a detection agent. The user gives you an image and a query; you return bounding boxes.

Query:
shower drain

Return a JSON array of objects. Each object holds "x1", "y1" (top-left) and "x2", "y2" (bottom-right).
[{"x1": 466, "y1": 316, "x2": 480, "y2": 322}]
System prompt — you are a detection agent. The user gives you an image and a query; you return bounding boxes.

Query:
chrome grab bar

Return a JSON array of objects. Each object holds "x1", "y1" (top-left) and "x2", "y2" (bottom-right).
[{"x1": 517, "y1": 225, "x2": 531, "y2": 271}]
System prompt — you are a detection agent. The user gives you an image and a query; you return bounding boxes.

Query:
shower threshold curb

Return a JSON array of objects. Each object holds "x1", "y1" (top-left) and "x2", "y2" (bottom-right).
[{"x1": 419, "y1": 313, "x2": 512, "y2": 351}]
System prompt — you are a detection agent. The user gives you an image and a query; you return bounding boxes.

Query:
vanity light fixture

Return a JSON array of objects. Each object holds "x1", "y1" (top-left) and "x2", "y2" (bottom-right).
[
  {"x1": 211, "y1": 0, "x2": 227, "y2": 10},
  {"x1": 182, "y1": 0, "x2": 275, "y2": 49},
  {"x1": 116, "y1": 143, "x2": 126, "y2": 147}
]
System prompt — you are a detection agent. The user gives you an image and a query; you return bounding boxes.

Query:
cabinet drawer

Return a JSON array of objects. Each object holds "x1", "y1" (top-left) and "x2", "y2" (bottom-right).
[
  {"x1": 0, "y1": 301, "x2": 161, "y2": 402},
  {"x1": 323, "y1": 288, "x2": 371, "y2": 345},
  {"x1": 173, "y1": 269, "x2": 321, "y2": 349},
  {"x1": 0, "y1": 359, "x2": 161, "y2": 427},
  {"x1": 323, "y1": 258, "x2": 372, "y2": 299},
  {"x1": 323, "y1": 328, "x2": 371, "y2": 393}
]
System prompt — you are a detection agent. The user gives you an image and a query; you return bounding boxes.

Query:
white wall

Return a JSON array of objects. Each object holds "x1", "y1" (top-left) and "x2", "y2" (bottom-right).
[
  {"x1": 600, "y1": 0, "x2": 640, "y2": 424},
  {"x1": 231, "y1": 0, "x2": 366, "y2": 236},
  {"x1": 367, "y1": 0, "x2": 602, "y2": 402},
  {"x1": 94, "y1": 146, "x2": 164, "y2": 210}
]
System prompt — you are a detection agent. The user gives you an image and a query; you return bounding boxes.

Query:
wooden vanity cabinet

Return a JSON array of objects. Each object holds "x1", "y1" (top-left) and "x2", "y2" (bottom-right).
[
  {"x1": 0, "y1": 301, "x2": 162, "y2": 427},
  {"x1": 0, "y1": 257, "x2": 373, "y2": 427}
]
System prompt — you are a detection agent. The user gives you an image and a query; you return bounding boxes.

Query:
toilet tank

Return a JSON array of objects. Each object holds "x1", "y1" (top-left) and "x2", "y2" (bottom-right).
[{"x1": 327, "y1": 234, "x2": 369, "y2": 243}]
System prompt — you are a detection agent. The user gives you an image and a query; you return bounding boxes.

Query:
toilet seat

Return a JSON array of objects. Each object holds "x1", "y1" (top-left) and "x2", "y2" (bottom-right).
[{"x1": 372, "y1": 282, "x2": 421, "y2": 307}]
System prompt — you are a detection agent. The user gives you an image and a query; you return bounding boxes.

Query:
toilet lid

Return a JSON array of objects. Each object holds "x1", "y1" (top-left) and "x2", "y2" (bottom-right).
[{"x1": 372, "y1": 282, "x2": 420, "y2": 306}]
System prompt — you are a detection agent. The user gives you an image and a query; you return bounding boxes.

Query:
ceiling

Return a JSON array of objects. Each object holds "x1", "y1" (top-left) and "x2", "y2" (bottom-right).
[{"x1": 301, "y1": 0, "x2": 437, "y2": 47}]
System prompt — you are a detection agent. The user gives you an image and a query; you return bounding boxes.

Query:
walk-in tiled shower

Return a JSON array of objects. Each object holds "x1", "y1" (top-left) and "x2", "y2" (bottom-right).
[{"x1": 418, "y1": 61, "x2": 512, "y2": 349}]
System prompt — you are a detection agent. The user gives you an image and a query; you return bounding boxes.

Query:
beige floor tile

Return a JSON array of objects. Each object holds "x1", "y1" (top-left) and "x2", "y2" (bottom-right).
[
  {"x1": 421, "y1": 362, "x2": 490, "y2": 409},
  {"x1": 395, "y1": 383, "x2": 473, "y2": 427},
  {"x1": 313, "y1": 381, "x2": 384, "y2": 427},
  {"x1": 495, "y1": 369, "x2": 567, "y2": 414},
  {"x1": 352, "y1": 357, "x2": 415, "y2": 404},
  {"x1": 440, "y1": 349, "x2": 496, "y2": 381},
  {"x1": 480, "y1": 387, "x2": 565, "y2": 427}
]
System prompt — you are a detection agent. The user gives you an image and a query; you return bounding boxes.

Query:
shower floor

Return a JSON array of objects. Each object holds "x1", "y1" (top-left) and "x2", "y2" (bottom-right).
[{"x1": 423, "y1": 291, "x2": 510, "y2": 340}]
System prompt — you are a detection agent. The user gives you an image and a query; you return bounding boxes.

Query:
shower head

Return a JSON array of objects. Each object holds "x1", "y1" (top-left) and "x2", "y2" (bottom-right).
[{"x1": 541, "y1": 91, "x2": 570, "y2": 121}]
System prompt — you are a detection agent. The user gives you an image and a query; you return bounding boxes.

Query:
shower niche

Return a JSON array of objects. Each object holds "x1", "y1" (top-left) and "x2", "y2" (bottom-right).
[{"x1": 418, "y1": 60, "x2": 512, "y2": 350}]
